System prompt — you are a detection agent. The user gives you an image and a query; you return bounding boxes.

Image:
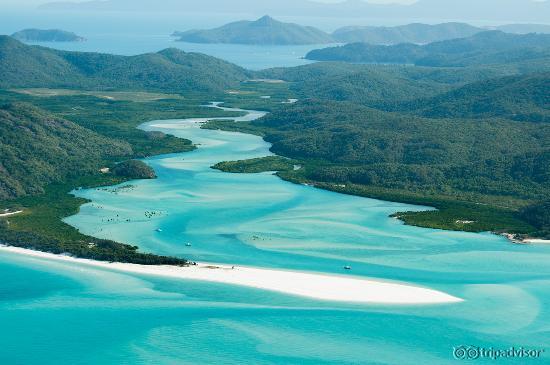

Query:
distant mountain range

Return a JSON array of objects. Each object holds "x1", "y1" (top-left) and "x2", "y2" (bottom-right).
[
  {"x1": 332, "y1": 23, "x2": 483, "y2": 44},
  {"x1": 332, "y1": 23, "x2": 550, "y2": 44},
  {"x1": 173, "y1": 17, "x2": 550, "y2": 46},
  {"x1": 489, "y1": 24, "x2": 550, "y2": 34},
  {"x1": 39, "y1": 0, "x2": 550, "y2": 23},
  {"x1": 11, "y1": 29, "x2": 85, "y2": 42},
  {"x1": 173, "y1": 16, "x2": 333, "y2": 45},
  {"x1": 306, "y1": 31, "x2": 550, "y2": 67}
]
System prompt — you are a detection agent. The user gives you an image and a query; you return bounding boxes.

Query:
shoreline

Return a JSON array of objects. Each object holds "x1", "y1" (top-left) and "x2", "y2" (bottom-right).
[
  {"x1": 0, "y1": 210, "x2": 23, "y2": 217},
  {"x1": 522, "y1": 238, "x2": 550, "y2": 244},
  {"x1": 202, "y1": 103, "x2": 545, "y2": 241},
  {"x1": 0, "y1": 245, "x2": 462, "y2": 305},
  {"x1": 500, "y1": 233, "x2": 550, "y2": 245}
]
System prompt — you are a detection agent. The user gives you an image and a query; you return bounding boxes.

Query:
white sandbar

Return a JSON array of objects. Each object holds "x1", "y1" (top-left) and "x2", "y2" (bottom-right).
[
  {"x1": 523, "y1": 239, "x2": 550, "y2": 244},
  {"x1": 0, "y1": 245, "x2": 462, "y2": 305},
  {"x1": 0, "y1": 210, "x2": 22, "y2": 217}
]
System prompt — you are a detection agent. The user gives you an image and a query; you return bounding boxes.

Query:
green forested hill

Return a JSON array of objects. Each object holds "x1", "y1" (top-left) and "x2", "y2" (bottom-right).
[
  {"x1": 520, "y1": 201, "x2": 550, "y2": 238},
  {"x1": 306, "y1": 31, "x2": 550, "y2": 67},
  {"x1": 253, "y1": 101, "x2": 549, "y2": 201},
  {"x1": 0, "y1": 103, "x2": 131, "y2": 200},
  {"x1": 0, "y1": 95, "x2": 212, "y2": 265},
  {"x1": 400, "y1": 72, "x2": 550, "y2": 122},
  {"x1": 173, "y1": 16, "x2": 333, "y2": 45},
  {"x1": 0, "y1": 36, "x2": 250, "y2": 92},
  {"x1": 259, "y1": 63, "x2": 452, "y2": 104},
  {"x1": 258, "y1": 61, "x2": 548, "y2": 107}
]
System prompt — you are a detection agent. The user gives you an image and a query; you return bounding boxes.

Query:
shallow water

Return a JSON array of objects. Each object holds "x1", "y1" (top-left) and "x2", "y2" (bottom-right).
[{"x1": 1, "y1": 104, "x2": 549, "y2": 364}]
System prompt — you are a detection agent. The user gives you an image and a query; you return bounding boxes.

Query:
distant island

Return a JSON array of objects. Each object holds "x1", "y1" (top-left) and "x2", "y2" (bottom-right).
[
  {"x1": 172, "y1": 18, "x2": 550, "y2": 47},
  {"x1": 11, "y1": 29, "x2": 85, "y2": 42},
  {"x1": 306, "y1": 31, "x2": 550, "y2": 66},
  {"x1": 332, "y1": 22, "x2": 483, "y2": 45},
  {"x1": 331, "y1": 23, "x2": 550, "y2": 45},
  {"x1": 489, "y1": 23, "x2": 550, "y2": 34},
  {"x1": 172, "y1": 15, "x2": 333, "y2": 45}
]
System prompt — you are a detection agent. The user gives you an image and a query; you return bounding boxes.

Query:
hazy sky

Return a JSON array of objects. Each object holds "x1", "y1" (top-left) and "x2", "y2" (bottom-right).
[
  {"x1": 4, "y1": 0, "x2": 419, "y2": 6},
  {"x1": 5, "y1": 0, "x2": 548, "y2": 7},
  {"x1": 3, "y1": 0, "x2": 547, "y2": 7}
]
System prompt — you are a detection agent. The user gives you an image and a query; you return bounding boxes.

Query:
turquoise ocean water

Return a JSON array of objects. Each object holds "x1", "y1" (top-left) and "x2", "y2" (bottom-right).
[{"x1": 1, "y1": 105, "x2": 549, "y2": 364}]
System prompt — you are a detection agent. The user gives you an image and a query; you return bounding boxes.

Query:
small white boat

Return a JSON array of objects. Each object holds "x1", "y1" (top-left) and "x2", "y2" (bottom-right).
[
  {"x1": 185, "y1": 242, "x2": 192, "y2": 247},
  {"x1": 156, "y1": 228, "x2": 163, "y2": 232},
  {"x1": 344, "y1": 266, "x2": 352, "y2": 270}
]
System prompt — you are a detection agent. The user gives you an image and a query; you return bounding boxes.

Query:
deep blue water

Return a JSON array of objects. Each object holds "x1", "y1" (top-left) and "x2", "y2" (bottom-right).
[
  {"x1": 0, "y1": 10, "x2": 339, "y2": 70},
  {"x1": 1, "y1": 104, "x2": 549, "y2": 364},
  {"x1": 0, "y1": 9, "x2": 503, "y2": 70},
  {"x1": 15, "y1": 35, "x2": 327, "y2": 70}
]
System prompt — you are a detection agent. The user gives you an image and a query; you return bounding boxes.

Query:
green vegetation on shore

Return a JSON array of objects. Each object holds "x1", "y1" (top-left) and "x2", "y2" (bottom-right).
[
  {"x1": 519, "y1": 201, "x2": 550, "y2": 239},
  {"x1": 0, "y1": 175, "x2": 187, "y2": 265},
  {"x1": 210, "y1": 155, "x2": 540, "y2": 237},
  {"x1": 0, "y1": 33, "x2": 548, "y2": 258},
  {"x1": 205, "y1": 96, "x2": 549, "y2": 238},
  {"x1": 112, "y1": 160, "x2": 156, "y2": 179},
  {"x1": 0, "y1": 89, "x2": 243, "y2": 265}
]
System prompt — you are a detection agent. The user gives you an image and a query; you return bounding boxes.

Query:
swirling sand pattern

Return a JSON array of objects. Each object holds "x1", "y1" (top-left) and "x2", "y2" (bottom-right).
[{"x1": 1, "y1": 104, "x2": 549, "y2": 364}]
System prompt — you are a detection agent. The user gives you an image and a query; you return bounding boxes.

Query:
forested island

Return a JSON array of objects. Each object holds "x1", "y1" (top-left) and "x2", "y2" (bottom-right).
[
  {"x1": 213, "y1": 156, "x2": 298, "y2": 174},
  {"x1": 0, "y1": 32, "x2": 548, "y2": 266},
  {"x1": 330, "y1": 22, "x2": 550, "y2": 45},
  {"x1": 332, "y1": 22, "x2": 483, "y2": 45},
  {"x1": 11, "y1": 29, "x2": 85, "y2": 42},
  {"x1": 172, "y1": 18, "x2": 550, "y2": 48},
  {"x1": 172, "y1": 16, "x2": 333, "y2": 45},
  {"x1": 172, "y1": 18, "x2": 488, "y2": 46},
  {"x1": 306, "y1": 31, "x2": 550, "y2": 66}
]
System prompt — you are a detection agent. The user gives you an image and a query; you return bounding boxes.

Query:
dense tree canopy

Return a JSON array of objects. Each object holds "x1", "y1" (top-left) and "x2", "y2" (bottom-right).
[
  {"x1": 306, "y1": 31, "x2": 550, "y2": 67},
  {"x1": 112, "y1": 160, "x2": 157, "y2": 179},
  {"x1": 0, "y1": 103, "x2": 131, "y2": 199},
  {"x1": 0, "y1": 36, "x2": 250, "y2": 93}
]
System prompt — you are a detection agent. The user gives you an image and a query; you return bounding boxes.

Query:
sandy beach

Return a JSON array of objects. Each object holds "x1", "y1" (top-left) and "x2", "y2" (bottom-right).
[
  {"x1": 523, "y1": 238, "x2": 550, "y2": 244},
  {"x1": 0, "y1": 245, "x2": 462, "y2": 305},
  {"x1": 0, "y1": 210, "x2": 22, "y2": 217}
]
